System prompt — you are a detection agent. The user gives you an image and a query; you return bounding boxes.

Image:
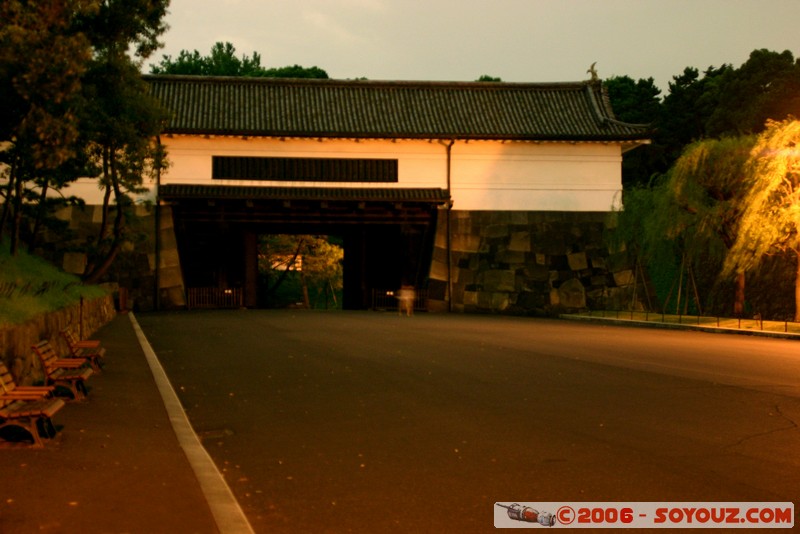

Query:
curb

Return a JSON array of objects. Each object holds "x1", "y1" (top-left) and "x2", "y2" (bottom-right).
[
  {"x1": 129, "y1": 312, "x2": 255, "y2": 534},
  {"x1": 560, "y1": 313, "x2": 800, "y2": 341}
]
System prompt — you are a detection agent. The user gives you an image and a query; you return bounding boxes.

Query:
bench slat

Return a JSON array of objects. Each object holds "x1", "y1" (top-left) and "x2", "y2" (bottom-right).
[
  {"x1": 60, "y1": 329, "x2": 105, "y2": 372},
  {"x1": 0, "y1": 398, "x2": 65, "y2": 419},
  {"x1": 31, "y1": 340, "x2": 93, "y2": 400}
]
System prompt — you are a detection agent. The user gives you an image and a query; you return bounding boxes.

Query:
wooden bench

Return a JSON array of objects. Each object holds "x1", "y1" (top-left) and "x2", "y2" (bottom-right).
[
  {"x1": 60, "y1": 327, "x2": 105, "y2": 373},
  {"x1": 0, "y1": 396, "x2": 65, "y2": 447},
  {"x1": 0, "y1": 363, "x2": 55, "y2": 400},
  {"x1": 31, "y1": 340, "x2": 93, "y2": 401}
]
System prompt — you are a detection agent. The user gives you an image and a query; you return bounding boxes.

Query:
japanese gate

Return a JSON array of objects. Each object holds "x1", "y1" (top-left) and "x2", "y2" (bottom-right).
[{"x1": 146, "y1": 75, "x2": 649, "y2": 311}]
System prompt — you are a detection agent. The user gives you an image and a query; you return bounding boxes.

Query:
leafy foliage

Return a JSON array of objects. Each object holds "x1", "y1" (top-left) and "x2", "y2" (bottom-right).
[
  {"x1": 74, "y1": 0, "x2": 169, "y2": 59},
  {"x1": 618, "y1": 120, "x2": 800, "y2": 319},
  {"x1": 721, "y1": 120, "x2": 800, "y2": 320},
  {"x1": 258, "y1": 235, "x2": 343, "y2": 309},
  {"x1": 79, "y1": 54, "x2": 169, "y2": 282},
  {"x1": 604, "y1": 75, "x2": 662, "y2": 125},
  {"x1": 75, "y1": 1, "x2": 170, "y2": 283},
  {"x1": 613, "y1": 136, "x2": 758, "y2": 315},
  {"x1": 608, "y1": 50, "x2": 800, "y2": 317},
  {"x1": 707, "y1": 50, "x2": 800, "y2": 137},
  {"x1": 4, "y1": 17, "x2": 800, "y2": 320},
  {"x1": 0, "y1": 0, "x2": 169, "y2": 294},
  {"x1": 607, "y1": 49, "x2": 800, "y2": 188},
  {"x1": 604, "y1": 75, "x2": 662, "y2": 187},
  {"x1": 1, "y1": 0, "x2": 169, "y2": 275},
  {"x1": 151, "y1": 42, "x2": 329, "y2": 78},
  {"x1": 724, "y1": 121, "x2": 800, "y2": 269},
  {"x1": 0, "y1": 0, "x2": 95, "y2": 253}
]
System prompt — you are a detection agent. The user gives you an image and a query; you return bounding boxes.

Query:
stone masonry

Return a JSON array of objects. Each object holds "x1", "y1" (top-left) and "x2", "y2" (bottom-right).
[
  {"x1": 427, "y1": 209, "x2": 643, "y2": 315},
  {"x1": 0, "y1": 295, "x2": 115, "y2": 386},
  {"x1": 38, "y1": 204, "x2": 186, "y2": 311}
]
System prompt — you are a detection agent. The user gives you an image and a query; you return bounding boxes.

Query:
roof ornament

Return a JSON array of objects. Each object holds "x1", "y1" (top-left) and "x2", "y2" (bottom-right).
[{"x1": 587, "y1": 62, "x2": 599, "y2": 82}]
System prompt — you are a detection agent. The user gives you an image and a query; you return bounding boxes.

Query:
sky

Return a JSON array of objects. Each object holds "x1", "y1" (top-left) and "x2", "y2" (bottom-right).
[{"x1": 149, "y1": 0, "x2": 800, "y2": 93}]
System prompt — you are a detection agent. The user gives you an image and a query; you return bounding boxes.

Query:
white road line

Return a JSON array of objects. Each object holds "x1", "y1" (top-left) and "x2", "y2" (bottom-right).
[{"x1": 129, "y1": 313, "x2": 255, "y2": 534}]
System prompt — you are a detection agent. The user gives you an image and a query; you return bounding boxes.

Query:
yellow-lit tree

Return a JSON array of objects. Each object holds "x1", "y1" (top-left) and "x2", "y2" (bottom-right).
[
  {"x1": 612, "y1": 136, "x2": 753, "y2": 316},
  {"x1": 668, "y1": 136, "x2": 754, "y2": 315},
  {"x1": 723, "y1": 119, "x2": 800, "y2": 320}
]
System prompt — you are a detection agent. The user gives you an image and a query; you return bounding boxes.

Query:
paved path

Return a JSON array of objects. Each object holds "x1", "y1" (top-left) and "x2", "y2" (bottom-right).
[
  {"x1": 0, "y1": 314, "x2": 219, "y2": 533},
  {"x1": 3, "y1": 311, "x2": 795, "y2": 533},
  {"x1": 136, "y1": 310, "x2": 800, "y2": 533}
]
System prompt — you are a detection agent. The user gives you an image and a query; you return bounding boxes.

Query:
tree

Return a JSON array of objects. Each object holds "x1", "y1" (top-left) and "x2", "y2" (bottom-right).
[
  {"x1": 657, "y1": 65, "x2": 732, "y2": 169},
  {"x1": 613, "y1": 136, "x2": 756, "y2": 316},
  {"x1": 608, "y1": 51, "x2": 800, "y2": 190},
  {"x1": 1, "y1": 0, "x2": 170, "y2": 276},
  {"x1": 707, "y1": 49, "x2": 800, "y2": 137},
  {"x1": 301, "y1": 237, "x2": 344, "y2": 308},
  {"x1": 264, "y1": 64, "x2": 328, "y2": 79},
  {"x1": 604, "y1": 75, "x2": 661, "y2": 187},
  {"x1": 151, "y1": 42, "x2": 329, "y2": 78},
  {"x1": 0, "y1": 0, "x2": 94, "y2": 254},
  {"x1": 604, "y1": 76, "x2": 662, "y2": 125},
  {"x1": 666, "y1": 136, "x2": 755, "y2": 315},
  {"x1": 74, "y1": 0, "x2": 169, "y2": 59},
  {"x1": 259, "y1": 235, "x2": 343, "y2": 308},
  {"x1": 723, "y1": 119, "x2": 800, "y2": 321},
  {"x1": 75, "y1": 0, "x2": 170, "y2": 283},
  {"x1": 80, "y1": 56, "x2": 168, "y2": 283}
]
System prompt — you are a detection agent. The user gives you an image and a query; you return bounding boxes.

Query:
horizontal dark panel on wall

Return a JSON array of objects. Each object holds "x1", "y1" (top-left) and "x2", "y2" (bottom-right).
[{"x1": 212, "y1": 156, "x2": 398, "y2": 182}]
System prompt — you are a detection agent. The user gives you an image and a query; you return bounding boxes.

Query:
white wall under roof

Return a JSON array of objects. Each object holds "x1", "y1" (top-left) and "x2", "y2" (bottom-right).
[
  {"x1": 449, "y1": 141, "x2": 622, "y2": 211},
  {"x1": 59, "y1": 135, "x2": 624, "y2": 211}
]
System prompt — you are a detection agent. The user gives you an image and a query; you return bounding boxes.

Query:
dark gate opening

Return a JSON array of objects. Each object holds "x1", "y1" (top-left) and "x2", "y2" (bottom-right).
[
  {"x1": 256, "y1": 234, "x2": 344, "y2": 310},
  {"x1": 163, "y1": 185, "x2": 446, "y2": 311}
]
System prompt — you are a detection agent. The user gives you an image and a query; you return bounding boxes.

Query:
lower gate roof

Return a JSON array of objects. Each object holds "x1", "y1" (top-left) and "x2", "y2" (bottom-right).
[{"x1": 159, "y1": 184, "x2": 450, "y2": 203}]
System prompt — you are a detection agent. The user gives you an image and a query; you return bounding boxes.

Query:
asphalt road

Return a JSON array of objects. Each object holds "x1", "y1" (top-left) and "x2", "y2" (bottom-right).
[{"x1": 135, "y1": 310, "x2": 800, "y2": 533}]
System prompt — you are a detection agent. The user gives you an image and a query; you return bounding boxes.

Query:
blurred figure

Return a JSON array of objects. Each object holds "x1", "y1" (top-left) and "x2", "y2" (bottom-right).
[{"x1": 397, "y1": 285, "x2": 415, "y2": 316}]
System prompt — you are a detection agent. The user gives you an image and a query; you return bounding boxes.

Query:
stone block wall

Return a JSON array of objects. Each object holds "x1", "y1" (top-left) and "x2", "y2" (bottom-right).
[
  {"x1": 155, "y1": 206, "x2": 186, "y2": 309},
  {"x1": 0, "y1": 295, "x2": 115, "y2": 385},
  {"x1": 37, "y1": 204, "x2": 185, "y2": 311},
  {"x1": 427, "y1": 209, "x2": 645, "y2": 315}
]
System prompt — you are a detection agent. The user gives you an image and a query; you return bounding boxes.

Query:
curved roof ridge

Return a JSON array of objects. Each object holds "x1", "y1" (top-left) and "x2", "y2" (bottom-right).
[
  {"x1": 585, "y1": 80, "x2": 653, "y2": 129},
  {"x1": 143, "y1": 73, "x2": 593, "y2": 91}
]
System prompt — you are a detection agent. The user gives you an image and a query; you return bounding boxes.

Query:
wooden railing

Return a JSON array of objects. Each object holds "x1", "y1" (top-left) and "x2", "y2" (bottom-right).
[{"x1": 187, "y1": 287, "x2": 243, "y2": 309}]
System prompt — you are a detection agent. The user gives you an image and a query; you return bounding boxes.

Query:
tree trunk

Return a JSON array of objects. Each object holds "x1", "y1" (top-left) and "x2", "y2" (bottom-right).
[
  {"x1": 83, "y1": 239, "x2": 122, "y2": 284},
  {"x1": 734, "y1": 271, "x2": 745, "y2": 317},
  {"x1": 329, "y1": 280, "x2": 338, "y2": 306},
  {"x1": 267, "y1": 239, "x2": 304, "y2": 297},
  {"x1": 84, "y1": 150, "x2": 126, "y2": 284},
  {"x1": 97, "y1": 147, "x2": 112, "y2": 244},
  {"x1": 29, "y1": 178, "x2": 49, "y2": 250},
  {"x1": 300, "y1": 269, "x2": 310, "y2": 309},
  {"x1": 0, "y1": 161, "x2": 16, "y2": 243},
  {"x1": 795, "y1": 253, "x2": 800, "y2": 323},
  {"x1": 10, "y1": 172, "x2": 24, "y2": 255}
]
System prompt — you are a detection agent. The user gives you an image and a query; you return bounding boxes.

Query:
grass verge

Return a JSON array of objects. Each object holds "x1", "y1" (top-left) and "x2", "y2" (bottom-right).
[{"x1": 0, "y1": 243, "x2": 108, "y2": 325}]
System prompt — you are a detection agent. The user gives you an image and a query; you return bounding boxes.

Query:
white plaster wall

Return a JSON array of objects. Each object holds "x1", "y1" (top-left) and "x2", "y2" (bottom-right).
[
  {"x1": 450, "y1": 142, "x2": 622, "y2": 211},
  {"x1": 160, "y1": 136, "x2": 448, "y2": 190},
  {"x1": 57, "y1": 135, "x2": 624, "y2": 211},
  {"x1": 60, "y1": 176, "x2": 157, "y2": 205}
]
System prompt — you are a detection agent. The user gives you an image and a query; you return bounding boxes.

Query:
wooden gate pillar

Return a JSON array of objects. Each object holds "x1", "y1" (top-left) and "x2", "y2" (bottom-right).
[{"x1": 243, "y1": 230, "x2": 258, "y2": 308}]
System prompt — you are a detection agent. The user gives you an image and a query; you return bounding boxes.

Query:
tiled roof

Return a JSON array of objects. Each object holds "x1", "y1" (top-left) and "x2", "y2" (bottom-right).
[
  {"x1": 144, "y1": 75, "x2": 651, "y2": 142},
  {"x1": 159, "y1": 184, "x2": 450, "y2": 203}
]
